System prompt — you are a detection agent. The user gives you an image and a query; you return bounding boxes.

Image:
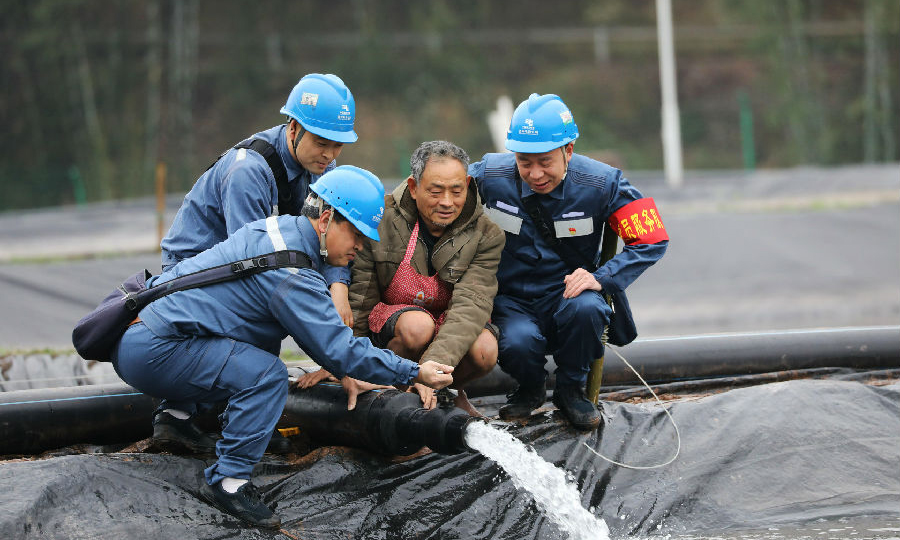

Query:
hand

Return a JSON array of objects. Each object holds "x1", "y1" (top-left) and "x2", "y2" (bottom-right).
[
  {"x1": 329, "y1": 282, "x2": 353, "y2": 327},
  {"x1": 562, "y1": 268, "x2": 603, "y2": 299},
  {"x1": 409, "y1": 383, "x2": 436, "y2": 409},
  {"x1": 413, "y1": 360, "x2": 454, "y2": 390},
  {"x1": 292, "y1": 368, "x2": 336, "y2": 389},
  {"x1": 340, "y1": 376, "x2": 392, "y2": 410}
]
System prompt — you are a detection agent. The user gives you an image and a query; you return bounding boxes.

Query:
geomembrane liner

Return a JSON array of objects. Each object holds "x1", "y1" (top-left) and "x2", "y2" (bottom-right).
[{"x1": 1, "y1": 377, "x2": 897, "y2": 539}]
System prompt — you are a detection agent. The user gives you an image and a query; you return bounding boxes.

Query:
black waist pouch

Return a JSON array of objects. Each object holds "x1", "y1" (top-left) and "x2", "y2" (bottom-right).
[
  {"x1": 605, "y1": 290, "x2": 637, "y2": 347},
  {"x1": 72, "y1": 250, "x2": 313, "y2": 361},
  {"x1": 72, "y1": 270, "x2": 152, "y2": 362}
]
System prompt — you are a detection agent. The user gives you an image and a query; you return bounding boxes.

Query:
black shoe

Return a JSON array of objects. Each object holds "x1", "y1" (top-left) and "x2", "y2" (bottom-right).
[
  {"x1": 152, "y1": 412, "x2": 218, "y2": 454},
  {"x1": 552, "y1": 384, "x2": 602, "y2": 431},
  {"x1": 266, "y1": 429, "x2": 294, "y2": 454},
  {"x1": 199, "y1": 479, "x2": 281, "y2": 529},
  {"x1": 498, "y1": 381, "x2": 547, "y2": 421}
]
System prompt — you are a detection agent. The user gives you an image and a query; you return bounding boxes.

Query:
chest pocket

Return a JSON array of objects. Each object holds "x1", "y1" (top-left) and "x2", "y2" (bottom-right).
[
  {"x1": 371, "y1": 244, "x2": 405, "y2": 264},
  {"x1": 485, "y1": 206, "x2": 541, "y2": 265},
  {"x1": 484, "y1": 206, "x2": 522, "y2": 235},
  {"x1": 553, "y1": 216, "x2": 593, "y2": 238},
  {"x1": 443, "y1": 266, "x2": 464, "y2": 284},
  {"x1": 553, "y1": 215, "x2": 601, "y2": 266}
]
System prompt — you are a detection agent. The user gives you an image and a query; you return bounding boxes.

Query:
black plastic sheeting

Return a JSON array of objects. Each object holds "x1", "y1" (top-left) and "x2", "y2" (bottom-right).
[{"x1": 1, "y1": 375, "x2": 898, "y2": 540}]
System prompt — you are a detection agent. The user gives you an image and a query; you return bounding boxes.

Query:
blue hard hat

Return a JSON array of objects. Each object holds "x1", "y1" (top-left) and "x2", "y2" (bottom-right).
[
  {"x1": 505, "y1": 93, "x2": 579, "y2": 153},
  {"x1": 280, "y1": 74, "x2": 358, "y2": 144},
  {"x1": 310, "y1": 165, "x2": 385, "y2": 241}
]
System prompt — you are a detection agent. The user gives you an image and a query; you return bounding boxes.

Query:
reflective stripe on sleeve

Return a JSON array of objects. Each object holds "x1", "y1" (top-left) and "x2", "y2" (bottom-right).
[{"x1": 265, "y1": 216, "x2": 299, "y2": 274}]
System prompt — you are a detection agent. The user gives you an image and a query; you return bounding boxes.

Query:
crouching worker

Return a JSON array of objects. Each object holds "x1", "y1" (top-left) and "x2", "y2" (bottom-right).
[
  {"x1": 111, "y1": 165, "x2": 454, "y2": 528},
  {"x1": 297, "y1": 141, "x2": 504, "y2": 416},
  {"x1": 471, "y1": 94, "x2": 668, "y2": 431}
]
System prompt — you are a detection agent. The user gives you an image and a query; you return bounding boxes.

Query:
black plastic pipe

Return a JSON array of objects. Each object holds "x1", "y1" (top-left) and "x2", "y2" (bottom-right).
[
  {"x1": 281, "y1": 383, "x2": 477, "y2": 455},
  {"x1": 464, "y1": 326, "x2": 900, "y2": 396},
  {"x1": 0, "y1": 327, "x2": 896, "y2": 455},
  {"x1": 0, "y1": 383, "x2": 156, "y2": 455},
  {"x1": 602, "y1": 326, "x2": 900, "y2": 385}
]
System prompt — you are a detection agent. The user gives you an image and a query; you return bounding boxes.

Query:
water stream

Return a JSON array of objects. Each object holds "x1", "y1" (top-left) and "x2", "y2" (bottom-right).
[{"x1": 464, "y1": 420, "x2": 611, "y2": 540}]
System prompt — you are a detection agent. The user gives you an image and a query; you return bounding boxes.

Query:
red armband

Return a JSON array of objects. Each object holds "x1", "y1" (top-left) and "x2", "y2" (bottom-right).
[{"x1": 608, "y1": 198, "x2": 669, "y2": 245}]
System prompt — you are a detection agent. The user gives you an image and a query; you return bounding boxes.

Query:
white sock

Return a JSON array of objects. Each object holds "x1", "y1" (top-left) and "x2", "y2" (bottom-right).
[
  {"x1": 221, "y1": 477, "x2": 249, "y2": 494},
  {"x1": 162, "y1": 408, "x2": 190, "y2": 420}
]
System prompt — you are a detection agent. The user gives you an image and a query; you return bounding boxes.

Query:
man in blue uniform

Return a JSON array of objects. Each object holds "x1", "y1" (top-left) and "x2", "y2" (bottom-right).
[
  {"x1": 113, "y1": 166, "x2": 454, "y2": 528},
  {"x1": 156, "y1": 74, "x2": 358, "y2": 452},
  {"x1": 470, "y1": 93, "x2": 668, "y2": 431}
]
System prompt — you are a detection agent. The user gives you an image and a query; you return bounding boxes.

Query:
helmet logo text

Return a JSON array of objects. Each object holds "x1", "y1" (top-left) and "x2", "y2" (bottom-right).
[
  {"x1": 301, "y1": 92, "x2": 319, "y2": 106},
  {"x1": 519, "y1": 118, "x2": 539, "y2": 136},
  {"x1": 338, "y1": 103, "x2": 352, "y2": 121}
]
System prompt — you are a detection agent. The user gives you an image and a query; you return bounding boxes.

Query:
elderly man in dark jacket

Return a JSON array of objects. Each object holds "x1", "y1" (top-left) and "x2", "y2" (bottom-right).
[{"x1": 298, "y1": 141, "x2": 504, "y2": 414}]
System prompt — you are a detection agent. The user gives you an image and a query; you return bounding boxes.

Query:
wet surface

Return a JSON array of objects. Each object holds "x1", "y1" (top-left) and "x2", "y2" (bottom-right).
[
  {"x1": 1, "y1": 378, "x2": 897, "y2": 539},
  {"x1": 659, "y1": 515, "x2": 900, "y2": 540}
]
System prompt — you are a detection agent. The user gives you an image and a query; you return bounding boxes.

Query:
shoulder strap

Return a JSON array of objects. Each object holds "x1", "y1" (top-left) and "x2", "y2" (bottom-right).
[
  {"x1": 515, "y1": 175, "x2": 597, "y2": 272},
  {"x1": 125, "y1": 250, "x2": 312, "y2": 311},
  {"x1": 204, "y1": 138, "x2": 295, "y2": 216},
  {"x1": 234, "y1": 138, "x2": 295, "y2": 216}
]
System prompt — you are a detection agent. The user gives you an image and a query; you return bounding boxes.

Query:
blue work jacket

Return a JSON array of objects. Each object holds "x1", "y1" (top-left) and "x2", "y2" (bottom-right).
[
  {"x1": 470, "y1": 152, "x2": 667, "y2": 300},
  {"x1": 140, "y1": 215, "x2": 419, "y2": 387},
  {"x1": 160, "y1": 124, "x2": 348, "y2": 286}
]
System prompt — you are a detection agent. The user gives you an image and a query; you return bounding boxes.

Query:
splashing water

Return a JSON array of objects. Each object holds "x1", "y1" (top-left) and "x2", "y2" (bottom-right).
[{"x1": 464, "y1": 421, "x2": 610, "y2": 540}]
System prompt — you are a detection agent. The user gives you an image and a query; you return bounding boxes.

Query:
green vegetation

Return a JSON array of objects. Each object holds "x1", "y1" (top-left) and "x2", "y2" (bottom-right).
[
  {"x1": 2, "y1": 0, "x2": 897, "y2": 211},
  {"x1": 4, "y1": 248, "x2": 159, "y2": 265},
  {"x1": 0, "y1": 347, "x2": 76, "y2": 357}
]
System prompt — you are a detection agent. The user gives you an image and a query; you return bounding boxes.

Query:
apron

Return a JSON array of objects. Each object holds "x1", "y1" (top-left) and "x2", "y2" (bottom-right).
[{"x1": 368, "y1": 221, "x2": 452, "y2": 333}]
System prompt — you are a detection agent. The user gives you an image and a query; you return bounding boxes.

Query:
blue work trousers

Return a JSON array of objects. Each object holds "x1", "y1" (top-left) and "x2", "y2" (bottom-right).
[
  {"x1": 492, "y1": 290, "x2": 611, "y2": 388},
  {"x1": 112, "y1": 323, "x2": 288, "y2": 485}
]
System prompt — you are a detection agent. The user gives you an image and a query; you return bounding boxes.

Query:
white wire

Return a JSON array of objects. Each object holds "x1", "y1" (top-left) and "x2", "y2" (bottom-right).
[{"x1": 581, "y1": 347, "x2": 681, "y2": 470}]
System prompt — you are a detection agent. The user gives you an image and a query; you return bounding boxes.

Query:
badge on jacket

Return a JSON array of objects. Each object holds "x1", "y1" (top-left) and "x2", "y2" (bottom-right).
[
  {"x1": 485, "y1": 206, "x2": 523, "y2": 235},
  {"x1": 554, "y1": 217, "x2": 593, "y2": 238}
]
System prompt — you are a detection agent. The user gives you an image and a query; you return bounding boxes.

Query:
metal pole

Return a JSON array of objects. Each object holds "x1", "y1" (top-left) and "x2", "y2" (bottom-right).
[
  {"x1": 656, "y1": 0, "x2": 683, "y2": 188},
  {"x1": 155, "y1": 162, "x2": 166, "y2": 251},
  {"x1": 586, "y1": 356, "x2": 605, "y2": 404},
  {"x1": 587, "y1": 223, "x2": 620, "y2": 404},
  {"x1": 738, "y1": 89, "x2": 756, "y2": 170}
]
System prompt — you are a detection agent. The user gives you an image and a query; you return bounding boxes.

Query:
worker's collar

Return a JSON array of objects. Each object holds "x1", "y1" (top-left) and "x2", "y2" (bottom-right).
[
  {"x1": 276, "y1": 124, "x2": 314, "y2": 183},
  {"x1": 517, "y1": 170, "x2": 566, "y2": 201},
  {"x1": 295, "y1": 217, "x2": 323, "y2": 272}
]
